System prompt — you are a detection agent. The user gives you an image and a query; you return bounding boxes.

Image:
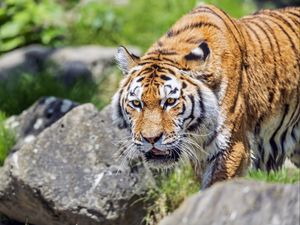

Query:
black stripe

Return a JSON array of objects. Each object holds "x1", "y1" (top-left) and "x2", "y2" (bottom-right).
[
  {"x1": 291, "y1": 108, "x2": 300, "y2": 133},
  {"x1": 147, "y1": 49, "x2": 178, "y2": 56},
  {"x1": 287, "y1": 14, "x2": 300, "y2": 26},
  {"x1": 256, "y1": 18, "x2": 282, "y2": 66},
  {"x1": 259, "y1": 138, "x2": 265, "y2": 164},
  {"x1": 169, "y1": 87, "x2": 179, "y2": 94},
  {"x1": 257, "y1": 18, "x2": 282, "y2": 53},
  {"x1": 185, "y1": 37, "x2": 202, "y2": 44},
  {"x1": 217, "y1": 6, "x2": 246, "y2": 41},
  {"x1": 197, "y1": 89, "x2": 205, "y2": 116},
  {"x1": 229, "y1": 63, "x2": 243, "y2": 113},
  {"x1": 187, "y1": 89, "x2": 205, "y2": 132},
  {"x1": 183, "y1": 95, "x2": 195, "y2": 125},
  {"x1": 178, "y1": 103, "x2": 186, "y2": 116},
  {"x1": 269, "y1": 105, "x2": 289, "y2": 163},
  {"x1": 248, "y1": 20, "x2": 274, "y2": 57},
  {"x1": 266, "y1": 11, "x2": 300, "y2": 39},
  {"x1": 245, "y1": 21, "x2": 266, "y2": 60},
  {"x1": 286, "y1": 12, "x2": 300, "y2": 26},
  {"x1": 251, "y1": 19, "x2": 280, "y2": 103},
  {"x1": 187, "y1": 118, "x2": 203, "y2": 132},
  {"x1": 260, "y1": 15, "x2": 299, "y2": 62},
  {"x1": 160, "y1": 67, "x2": 176, "y2": 76},
  {"x1": 280, "y1": 129, "x2": 288, "y2": 154},
  {"x1": 290, "y1": 98, "x2": 300, "y2": 126},
  {"x1": 199, "y1": 6, "x2": 244, "y2": 55},
  {"x1": 136, "y1": 76, "x2": 145, "y2": 82},
  {"x1": 138, "y1": 61, "x2": 181, "y2": 70},
  {"x1": 183, "y1": 77, "x2": 198, "y2": 87},
  {"x1": 167, "y1": 22, "x2": 221, "y2": 38},
  {"x1": 241, "y1": 25, "x2": 254, "y2": 48},
  {"x1": 190, "y1": 7, "x2": 212, "y2": 15},
  {"x1": 287, "y1": 11, "x2": 300, "y2": 20},
  {"x1": 161, "y1": 57, "x2": 182, "y2": 66},
  {"x1": 204, "y1": 130, "x2": 218, "y2": 147},
  {"x1": 117, "y1": 90, "x2": 123, "y2": 118},
  {"x1": 185, "y1": 52, "x2": 203, "y2": 61}
]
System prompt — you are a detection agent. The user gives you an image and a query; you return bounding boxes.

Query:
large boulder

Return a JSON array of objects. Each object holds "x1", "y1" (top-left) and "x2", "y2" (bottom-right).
[
  {"x1": 159, "y1": 179, "x2": 300, "y2": 225},
  {"x1": 0, "y1": 104, "x2": 154, "y2": 225}
]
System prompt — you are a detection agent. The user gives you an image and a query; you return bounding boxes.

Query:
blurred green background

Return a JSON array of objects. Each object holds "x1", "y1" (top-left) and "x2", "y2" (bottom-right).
[{"x1": 0, "y1": 0, "x2": 299, "y2": 54}]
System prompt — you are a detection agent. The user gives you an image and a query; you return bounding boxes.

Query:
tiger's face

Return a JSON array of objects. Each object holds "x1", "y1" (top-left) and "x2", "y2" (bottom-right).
[
  {"x1": 122, "y1": 70, "x2": 183, "y2": 165},
  {"x1": 112, "y1": 43, "x2": 223, "y2": 167}
]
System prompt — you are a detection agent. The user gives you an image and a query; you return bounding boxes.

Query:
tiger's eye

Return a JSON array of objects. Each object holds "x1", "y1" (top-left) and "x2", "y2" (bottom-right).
[
  {"x1": 166, "y1": 98, "x2": 176, "y2": 105},
  {"x1": 132, "y1": 100, "x2": 141, "y2": 107}
]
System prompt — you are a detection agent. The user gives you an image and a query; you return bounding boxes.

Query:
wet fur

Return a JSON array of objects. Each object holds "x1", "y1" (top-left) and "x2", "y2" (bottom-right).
[{"x1": 112, "y1": 5, "x2": 300, "y2": 188}]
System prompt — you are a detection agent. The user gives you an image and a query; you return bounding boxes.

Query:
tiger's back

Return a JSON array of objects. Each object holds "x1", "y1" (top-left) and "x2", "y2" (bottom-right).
[
  {"x1": 146, "y1": 5, "x2": 300, "y2": 171},
  {"x1": 113, "y1": 5, "x2": 300, "y2": 188},
  {"x1": 239, "y1": 8, "x2": 300, "y2": 170}
]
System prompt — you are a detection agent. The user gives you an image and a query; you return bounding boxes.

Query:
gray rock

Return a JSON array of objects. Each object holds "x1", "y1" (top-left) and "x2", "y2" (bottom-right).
[
  {"x1": 0, "y1": 104, "x2": 153, "y2": 225},
  {"x1": 159, "y1": 179, "x2": 300, "y2": 225},
  {"x1": 47, "y1": 45, "x2": 118, "y2": 83},
  {"x1": 5, "y1": 97, "x2": 78, "y2": 150},
  {"x1": 0, "y1": 45, "x2": 50, "y2": 80},
  {"x1": 0, "y1": 45, "x2": 140, "y2": 84}
]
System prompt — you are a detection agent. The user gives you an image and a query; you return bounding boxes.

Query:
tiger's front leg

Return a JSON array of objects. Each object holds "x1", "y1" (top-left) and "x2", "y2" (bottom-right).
[{"x1": 201, "y1": 141, "x2": 250, "y2": 189}]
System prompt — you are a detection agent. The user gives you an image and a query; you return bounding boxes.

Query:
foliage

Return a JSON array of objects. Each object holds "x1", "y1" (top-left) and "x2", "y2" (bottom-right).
[
  {"x1": 0, "y1": 112, "x2": 15, "y2": 166},
  {"x1": 67, "y1": 0, "x2": 256, "y2": 51},
  {"x1": 0, "y1": 73, "x2": 99, "y2": 115},
  {"x1": 0, "y1": 0, "x2": 66, "y2": 53},
  {"x1": 144, "y1": 163, "x2": 199, "y2": 225},
  {"x1": 0, "y1": 0, "x2": 257, "y2": 53}
]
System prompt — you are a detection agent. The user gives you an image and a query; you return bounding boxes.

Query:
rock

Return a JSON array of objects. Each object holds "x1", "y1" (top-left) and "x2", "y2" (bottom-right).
[
  {"x1": 158, "y1": 179, "x2": 300, "y2": 225},
  {"x1": 0, "y1": 45, "x2": 50, "y2": 81},
  {"x1": 0, "y1": 45, "x2": 140, "y2": 85},
  {"x1": 0, "y1": 104, "x2": 153, "y2": 225},
  {"x1": 5, "y1": 97, "x2": 79, "y2": 150},
  {"x1": 47, "y1": 46, "x2": 117, "y2": 83}
]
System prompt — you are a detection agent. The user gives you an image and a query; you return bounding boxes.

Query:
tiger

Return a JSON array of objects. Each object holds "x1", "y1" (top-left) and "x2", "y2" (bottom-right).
[{"x1": 112, "y1": 4, "x2": 300, "y2": 189}]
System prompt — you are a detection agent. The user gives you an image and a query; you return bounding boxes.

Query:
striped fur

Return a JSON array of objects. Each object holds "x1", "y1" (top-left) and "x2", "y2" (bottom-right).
[{"x1": 112, "y1": 5, "x2": 300, "y2": 188}]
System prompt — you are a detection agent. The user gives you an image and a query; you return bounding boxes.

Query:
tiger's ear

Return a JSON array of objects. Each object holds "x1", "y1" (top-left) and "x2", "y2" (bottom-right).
[
  {"x1": 184, "y1": 42, "x2": 210, "y2": 62},
  {"x1": 116, "y1": 46, "x2": 140, "y2": 75}
]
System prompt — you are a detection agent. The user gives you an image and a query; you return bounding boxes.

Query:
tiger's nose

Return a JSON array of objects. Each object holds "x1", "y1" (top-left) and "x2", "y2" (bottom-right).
[{"x1": 142, "y1": 133, "x2": 163, "y2": 144}]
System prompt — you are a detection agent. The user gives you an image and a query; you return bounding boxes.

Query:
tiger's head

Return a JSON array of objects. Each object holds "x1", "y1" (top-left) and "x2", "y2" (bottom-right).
[
  {"x1": 112, "y1": 44, "x2": 226, "y2": 168},
  {"x1": 112, "y1": 6, "x2": 243, "y2": 167}
]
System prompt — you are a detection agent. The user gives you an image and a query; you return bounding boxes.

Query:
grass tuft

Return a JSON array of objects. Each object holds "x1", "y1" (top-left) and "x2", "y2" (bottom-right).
[
  {"x1": 0, "y1": 73, "x2": 98, "y2": 116},
  {"x1": 144, "y1": 163, "x2": 198, "y2": 225},
  {"x1": 0, "y1": 111, "x2": 15, "y2": 166},
  {"x1": 247, "y1": 168, "x2": 300, "y2": 184}
]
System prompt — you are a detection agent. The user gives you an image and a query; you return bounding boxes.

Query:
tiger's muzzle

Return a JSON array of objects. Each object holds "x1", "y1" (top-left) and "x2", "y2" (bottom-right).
[{"x1": 136, "y1": 133, "x2": 182, "y2": 167}]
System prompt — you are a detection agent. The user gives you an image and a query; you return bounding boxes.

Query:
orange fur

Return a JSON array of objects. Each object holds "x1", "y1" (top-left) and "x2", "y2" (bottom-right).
[{"x1": 113, "y1": 5, "x2": 300, "y2": 188}]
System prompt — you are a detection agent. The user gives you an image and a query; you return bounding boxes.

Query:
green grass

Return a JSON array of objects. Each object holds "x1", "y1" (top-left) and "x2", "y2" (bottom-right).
[
  {"x1": 144, "y1": 163, "x2": 199, "y2": 225},
  {"x1": 0, "y1": 112, "x2": 15, "y2": 166},
  {"x1": 247, "y1": 168, "x2": 300, "y2": 184},
  {"x1": 66, "y1": 0, "x2": 257, "y2": 51},
  {"x1": 0, "y1": 73, "x2": 98, "y2": 116}
]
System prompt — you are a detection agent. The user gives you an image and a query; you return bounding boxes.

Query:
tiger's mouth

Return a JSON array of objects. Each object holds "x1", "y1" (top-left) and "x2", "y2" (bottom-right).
[{"x1": 144, "y1": 147, "x2": 181, "y2": 164}]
